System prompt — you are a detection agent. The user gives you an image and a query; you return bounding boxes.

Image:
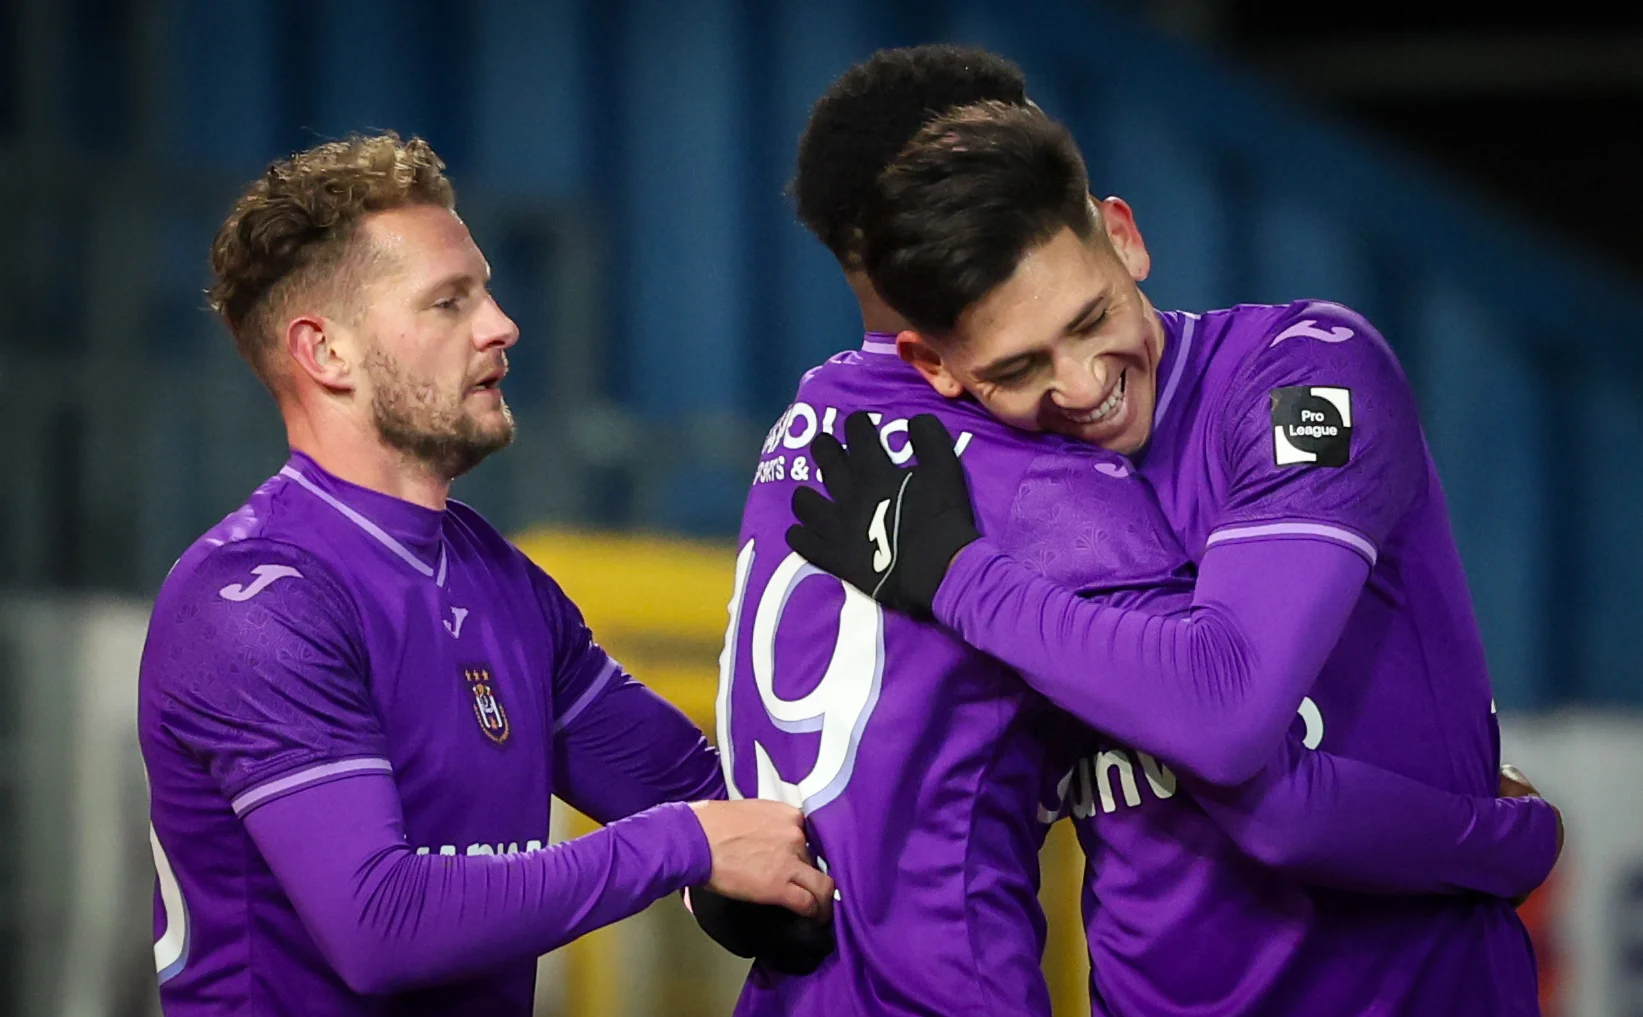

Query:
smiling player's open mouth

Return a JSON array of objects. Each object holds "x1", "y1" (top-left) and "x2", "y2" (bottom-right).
[{"x1": 1061, "y1": 369, "x2": 1128, "y2": 428}]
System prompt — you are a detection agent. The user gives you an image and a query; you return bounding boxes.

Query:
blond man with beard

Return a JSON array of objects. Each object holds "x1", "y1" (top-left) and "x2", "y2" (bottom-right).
[{"x1": 138, "y1": 133, "x2": 831, "y2": 1017}]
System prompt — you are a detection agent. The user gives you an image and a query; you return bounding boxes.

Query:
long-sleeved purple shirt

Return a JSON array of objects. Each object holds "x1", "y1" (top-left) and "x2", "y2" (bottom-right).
[
  {"x1": 139, "y1": 453, "x2": 724, "y2": 1016},
  {"x1": 936, "y1": 301, "x2": 1548, "y2": 1016},
  {"x1": 742, "y1": 336, "x2": 1552, "y2": 1017},
  {"x1": 724, "y1": 340, "x2": 1196, "y2": 1017}
]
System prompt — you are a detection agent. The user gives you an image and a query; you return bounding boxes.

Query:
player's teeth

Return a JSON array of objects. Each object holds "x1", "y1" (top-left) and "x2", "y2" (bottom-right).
[{"x1": 1070, "y1": 383, "x2": 1124, "y2": 424}]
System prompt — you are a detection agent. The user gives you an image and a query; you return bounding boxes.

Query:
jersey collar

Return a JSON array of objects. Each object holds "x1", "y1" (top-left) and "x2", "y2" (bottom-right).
[
  {"x1": 861, "y1": 331, "x2": 899, "y2": 355},
  {"x1": 279, "y1": 451, "x2": 449, "y2": 586},
  {"x1": 1151, "y1": 310, "x2": 1198, "y2": 432}
]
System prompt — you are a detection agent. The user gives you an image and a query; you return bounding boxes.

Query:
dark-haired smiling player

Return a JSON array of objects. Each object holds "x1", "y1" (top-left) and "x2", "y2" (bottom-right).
[
  {"x1": 786, "y1": 95, "x2": 1555, "y2": 1016},
  {"x1": 699, "y1": 47, "x2": 1557, "y2": 1017}
]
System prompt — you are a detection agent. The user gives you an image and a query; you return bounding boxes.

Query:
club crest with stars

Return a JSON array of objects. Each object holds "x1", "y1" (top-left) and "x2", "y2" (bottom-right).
[{"x1": 462, "y1": 665, "x2": 511, "y2": 745}]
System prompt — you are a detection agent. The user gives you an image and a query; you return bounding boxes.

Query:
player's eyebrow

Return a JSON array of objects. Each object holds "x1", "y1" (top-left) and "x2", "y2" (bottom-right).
[
  {"x1": 974, "y1": 348, "x2": 1044, "y2": 382},
  {"x1": 418, "y1": 267, "x2": 490, "y2": 301},
  {"x1": 1063, "y1": 295, "x2": 1107, "y2": 335}
]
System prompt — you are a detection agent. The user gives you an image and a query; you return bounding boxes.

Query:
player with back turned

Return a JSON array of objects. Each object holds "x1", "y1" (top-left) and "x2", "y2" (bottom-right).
[
  {"x1": 702, "y1": 47, "x2": 1559, "y2": 1017},
  {"x1": 788, "y1": 97, "x2": 1552, "y2": 1014},
  {"x1": 137, "y1": 134, "x2": 832, "y2": 1017}
]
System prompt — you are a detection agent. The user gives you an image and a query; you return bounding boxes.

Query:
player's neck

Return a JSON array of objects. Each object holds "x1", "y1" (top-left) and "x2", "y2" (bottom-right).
[
  {"x1": 1141, "y1": 292, "x2": 1167, "y2": 365},
  {"x1": 845, "y1": 270, "x2": 910, "y2": 335},
  {"x1": 285, "y1": 412, "x2": 451, "y2": 512}
]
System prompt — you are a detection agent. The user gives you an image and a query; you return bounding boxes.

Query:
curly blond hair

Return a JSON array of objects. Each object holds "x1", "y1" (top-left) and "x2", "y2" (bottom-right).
[{"x1": 207, "y1": 133, "x2": 456, "y2": 384}]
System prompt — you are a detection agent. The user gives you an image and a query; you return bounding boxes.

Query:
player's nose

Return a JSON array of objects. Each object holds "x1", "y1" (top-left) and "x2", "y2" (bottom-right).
[
  {"x1": 1047, "y1": 352, "x2": 1109, "y2": 410},
  {"x1": 473, "y1": 295, "x2": 520, "y2": 350}
]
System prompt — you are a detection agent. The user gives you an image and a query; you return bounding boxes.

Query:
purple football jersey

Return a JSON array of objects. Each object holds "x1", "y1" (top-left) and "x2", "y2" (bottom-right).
[
  {"x1": 1045, "y1": 718, "x2": 1318, "y2": 1017},
  {"x1": 720, "y1": 338, "x2": 1193, "y2": 1017},
  {"x1": 1117, "y1": 300, "x2": 1537, "y2": 1015},
  {"x1": 139, "y1": 452, "x2": 703, "y2": 1016}
]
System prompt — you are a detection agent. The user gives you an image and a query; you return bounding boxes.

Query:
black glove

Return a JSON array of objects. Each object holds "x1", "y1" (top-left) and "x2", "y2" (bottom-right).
[
  {"x1": 786, "y1": 411, "x2": 980, "y2": 618},
  {"x1": 689, "y1": 885, "x2": 836, "y2": 975}
]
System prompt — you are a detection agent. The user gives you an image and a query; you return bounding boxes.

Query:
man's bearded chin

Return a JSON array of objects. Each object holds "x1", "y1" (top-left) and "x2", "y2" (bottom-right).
[{"x1": 369, "y1": 367, "x2": 515, "y2": 481}]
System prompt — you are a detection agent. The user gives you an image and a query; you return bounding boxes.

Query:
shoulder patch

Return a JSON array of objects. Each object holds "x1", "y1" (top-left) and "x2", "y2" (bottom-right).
[{"x1": 1271, "y1": 386, "x2": 1352, "y2": 467}]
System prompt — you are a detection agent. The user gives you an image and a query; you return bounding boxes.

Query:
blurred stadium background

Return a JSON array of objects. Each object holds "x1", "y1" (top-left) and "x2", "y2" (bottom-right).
[{"x1": 1, "y1": 0, "x2": 1640, "y2": 1014}]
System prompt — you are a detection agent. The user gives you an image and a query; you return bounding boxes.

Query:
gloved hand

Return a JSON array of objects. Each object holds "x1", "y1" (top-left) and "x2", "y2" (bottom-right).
[
  {"x1": 786, "y1": 411, "x2": 980, "y2": 618},
  {"x1": 688, "y1": 885, "x2": 836, "y2": 975}
]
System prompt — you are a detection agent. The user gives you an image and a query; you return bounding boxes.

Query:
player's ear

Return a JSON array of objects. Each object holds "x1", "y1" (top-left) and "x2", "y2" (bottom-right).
[
  {"x1": 896, "y1": 331, "x2": 965, "y2": 399},
  {"x1": 1094, "y1": 196, "x2": 1150, "y2": 284},
  {"x1": 286, "y1": 315, "x2": 357, "y2": 394}
]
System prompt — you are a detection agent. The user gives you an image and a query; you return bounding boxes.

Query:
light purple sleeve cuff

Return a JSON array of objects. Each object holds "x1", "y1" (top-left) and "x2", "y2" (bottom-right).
[
  {"x1": 553, "y1": 656, "x2": 621, "y2": 733},
  {"x1": 231, "y1": 757, "x2": 394, "y2": 817},
  {"x1": 1206, "y1": 519, "x2": 1378, "y2": 566}
]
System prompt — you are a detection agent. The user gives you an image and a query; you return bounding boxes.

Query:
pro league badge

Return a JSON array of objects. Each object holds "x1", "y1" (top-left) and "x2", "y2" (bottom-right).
[{"x1": 1271, "y1": 386, "x2": 1352, "y2": 467}]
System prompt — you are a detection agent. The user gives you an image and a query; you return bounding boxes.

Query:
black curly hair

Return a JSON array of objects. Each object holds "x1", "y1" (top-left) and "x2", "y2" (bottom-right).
[{"x1": 792, "y1": 45, "x2": 1029, "y2": 269}]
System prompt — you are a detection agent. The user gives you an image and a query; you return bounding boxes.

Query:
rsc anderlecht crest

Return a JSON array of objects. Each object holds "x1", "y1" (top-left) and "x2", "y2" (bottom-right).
[{"x1": 463, "y1": 667, "x2": 510, "y2": 745}]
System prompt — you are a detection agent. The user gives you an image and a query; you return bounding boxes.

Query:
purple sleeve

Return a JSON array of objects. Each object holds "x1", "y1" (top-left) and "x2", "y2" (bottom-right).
[
  {"x1": 530, "y1": 563, "x2": 728, "y2": 821},
  {"x1": 1209, "y1": 301, "x2": 1424, "y2": 558},
  {"x1": 934, "y1": 537, "x2": 1365, "y2": 786},
  {"x1": 243, "y1": 771, "x2": 712, "y2": 995},
  {"x1": 1192, "y1": 736, "x2": 1560, "y2": 898},
  {"x1": 157, "y1": 541, "x2": 389, "y2": 808},
  {"x1": 530, "y1": 564, "x2": 623, "y2": 715},
  {"x1": 553, "y1": 671, "x2": 728, "y2": 823}
]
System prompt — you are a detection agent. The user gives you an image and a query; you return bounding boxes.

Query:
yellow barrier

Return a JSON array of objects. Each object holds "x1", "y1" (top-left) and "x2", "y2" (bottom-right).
[
  {"x1": 515, "y1": 527, "x2": 728, "y2": 727},
  {"x1": 516, "y1": 527, "x2": 1089, "y2": 1015}
]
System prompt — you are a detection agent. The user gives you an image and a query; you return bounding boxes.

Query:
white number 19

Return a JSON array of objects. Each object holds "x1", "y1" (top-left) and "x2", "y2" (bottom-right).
[{"x1": 717, "y1": 539, "x2": 885, "y2": 814}]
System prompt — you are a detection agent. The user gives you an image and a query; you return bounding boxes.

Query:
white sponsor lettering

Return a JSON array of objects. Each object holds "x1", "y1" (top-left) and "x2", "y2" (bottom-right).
[
  {"x1": 782, "y1": 403, "x2": 819, "y2": 449},
  {"x1": 1044, "y1": 696, "x2": 1323, "y2": 821},
  {"x1": 753, "y1": 456, "x2": 787, "y2": 484},
  {"x1": 415, "y1": 839, "x2": 546, "y2": 857},
  {"x1": 880, "y1": 418, "x2": 912, "y2": 464},
  {"x1": 755, "y1": 402, "x2": 974, "y2": 483},
  {"x1": 1044, "y1": 749, "x2": 1179, "y2": 821}
]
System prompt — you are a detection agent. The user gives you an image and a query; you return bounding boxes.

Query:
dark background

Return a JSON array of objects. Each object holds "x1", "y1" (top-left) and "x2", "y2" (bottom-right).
[{"x1": 1130, "y1": 0, "x2": 1643, "y2": 279}]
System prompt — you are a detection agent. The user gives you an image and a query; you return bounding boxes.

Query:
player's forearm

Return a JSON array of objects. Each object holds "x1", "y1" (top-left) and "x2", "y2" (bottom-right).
[
  {"x1": 934, "y1": 538, "x2": 1367, "y2": 785},
  {"x1": 1190, "y1": 737, "x2": 1561, "y2": 897},
  {"x1": 553, "y1": 673, "x2": 728, "y2": 824},
  {"x1": 246, "y1": 774, "x2": 711, "y2": 995}
]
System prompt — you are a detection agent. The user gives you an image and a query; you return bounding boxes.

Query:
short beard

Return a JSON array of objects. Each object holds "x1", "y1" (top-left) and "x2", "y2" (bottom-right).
[{"x1": 366, "y1": 347, "x2": 515, "y2": 480}]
